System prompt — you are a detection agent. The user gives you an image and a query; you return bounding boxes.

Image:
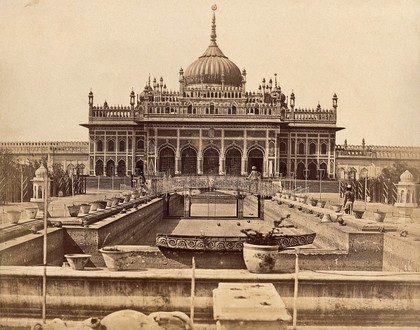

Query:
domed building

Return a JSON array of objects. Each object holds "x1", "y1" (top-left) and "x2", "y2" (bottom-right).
[{"x1": 82, "y1": 7, "x2": 342, "y2": 180}]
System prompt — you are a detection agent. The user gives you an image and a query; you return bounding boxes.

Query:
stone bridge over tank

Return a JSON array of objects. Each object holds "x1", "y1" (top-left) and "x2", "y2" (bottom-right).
[
  {"x1": 150, "y1": 175, "x2": 276, "y2": 196},
  {"x1": 149, "y1": 176, "x2": 275, "y2": 219}
]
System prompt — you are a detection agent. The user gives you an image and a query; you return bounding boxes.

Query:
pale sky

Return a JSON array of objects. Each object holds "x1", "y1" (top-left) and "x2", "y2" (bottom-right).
[{"x1": 0, "y1": 0, "x2": 419, "y2": 147}]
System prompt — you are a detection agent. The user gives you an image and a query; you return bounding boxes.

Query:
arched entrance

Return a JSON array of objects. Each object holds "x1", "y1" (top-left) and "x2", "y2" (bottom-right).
[
  {"x1": 95, "y1": 159, "x2": 103, "y2": 176},
  {"x1": 308, "y1": 162, "x2": 317, "y2": 180},
  {"x1": 296, "y1": 162, "x2": 305, "y2": 180},
  {"x1": 247, "y1": 148, "x2": 264, "y2": 175},
  {"x1": 117, "y1": 160, "x2": 126, "y2": 176},
  {"x1": 106, "y1": 160, "x2": 115, "y2": 177},
  {"x1": 203, "y1": 148, "x2": 219, "y2": 175},
  {"x1": 135, "y1": 160, "x2": 144, "y2": 176},
  {"x1": 181, "y1": 147, "x2": 197, "y2": 175},
  {"x1": 279, "y1": 161, "x2": 287, "y2": 177},
  {"x1": 319, "y1": 163, "x2": 328, "y2": 179},
  {"x1": 225, "y1": 148, "x2": 241, "y2": 176},
  {"x1": 159, "y1": 147, "x2": 175, "y2": 176}
]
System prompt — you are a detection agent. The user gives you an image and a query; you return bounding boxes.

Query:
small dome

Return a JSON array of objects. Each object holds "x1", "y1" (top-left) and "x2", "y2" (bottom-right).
[
  {"x1": 400, "y1": 170, "x2": 414, "y2": 182},
  {"x1": 35, "y1": 164, "x2": 48, "y2": 178}
]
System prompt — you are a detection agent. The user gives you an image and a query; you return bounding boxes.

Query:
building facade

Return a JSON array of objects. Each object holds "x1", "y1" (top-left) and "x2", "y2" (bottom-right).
[
  {"x1": 81, "y1": 8, "x2": 341, "y2": 180},
  {"x1": 0, "y1": 141, "x2": 89, "y2": 175},
  {"x1": 336, "y1": 140, "x2": 420, "y2": 181}
]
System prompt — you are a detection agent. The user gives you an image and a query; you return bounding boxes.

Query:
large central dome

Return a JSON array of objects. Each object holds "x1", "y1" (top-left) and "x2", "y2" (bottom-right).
[{"x1": 183, "y1": 8, "x2": 243, "y2": 88}]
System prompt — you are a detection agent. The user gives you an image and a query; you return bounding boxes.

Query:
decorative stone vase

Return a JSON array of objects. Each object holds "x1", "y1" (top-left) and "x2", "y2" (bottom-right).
[
  {"x1": 100, "y1": 246, "x2": 134, "y2": 271},
  {"x1": 64, "y1": 254, "x2": 91, "y2": 270},
  {"x1": 67, "y1": 205, "x2": 81, "y2": 217},
  {"x1": 25, "y1": 207, "x2": 38, "y2": 219},
  {"x1": 242, "y1": 242, "x2": 278, "y2": 273},
  {"x1": 331, "y1": 204, "x2": 342, "y2": 213},
  {"x1": 90, "y1": 201, "x2": 99, "y2": 212},
  {"x1": 79, "y1": 204, "x2": 91, "y2": 215},
  {"x1": 310, "y1": 199, "x2": 318, "y2": 207},
  {"x1": 123, "y1": 195, "x2": 131, "y2": 203},
  {"x1": 317, "y1": 201, "x2": 326, "y2": 208},
  {"x1": 373, "y1": 211, "x2": 386, "y2": 223},
  {"x1": 353, "y1": 209, "x2": 365, "y2": 219},
  {"x1": 107, "y1": 199, "x2": 115, "y2": 208},
  {"x1": 131, "y1": 191, "x2": 140, "y2": 199},
  {"x1": 6, "y1": 210, "x2": 21, "y2": 224}
]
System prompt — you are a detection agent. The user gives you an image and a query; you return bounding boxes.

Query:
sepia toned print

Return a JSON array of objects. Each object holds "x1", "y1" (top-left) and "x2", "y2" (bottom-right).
[{"x1": 0, "y1": 1, "x2": 419, "y2": 329}]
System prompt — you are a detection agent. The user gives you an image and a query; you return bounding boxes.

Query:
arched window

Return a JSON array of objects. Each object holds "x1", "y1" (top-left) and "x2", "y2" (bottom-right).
[
  {"x1": 321, "y1": 143, "x2": 327, "y2": 154},
  {"x1": 96, "y1": 140, "x2": 103, "y2": 152},
  {"x1": 187, "y1": 104, "x2": 193, "y2": 114},
  {"x1": 298, "y1": 143, "x2": 305, "y2": 155},
  {"x1": 137, "y1": 139, "x2": 144, "y2": 150},
  {"x1": 107, "y1": 140, "x2": 115, "y2": 152},
  {"x1": 119, "y1": 140, "x2": 125, "y2": 152},
  {"x1": 210, "y1": 104, "x2": 215, "y2": 114},
  {"x1": 232, "y1": 105, "x2": 237, "y2": 114},
  {"x1": 309, "y1": 143, "x2": 316, "y2": 155},
  {"x1": 280, "y1": 142, "x2": 287, "y2": 154}
]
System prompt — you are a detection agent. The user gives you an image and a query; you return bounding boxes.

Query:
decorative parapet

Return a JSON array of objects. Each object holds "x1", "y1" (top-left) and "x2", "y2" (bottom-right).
[
  {"x1": 336, "y1": 144, "x2": 420, "y2": 159},
  {"x1": 0, "y1": 141, "x2": 89, "y2": 154},
  {"x1": 293, "y1": 107, "x2": 336, "y2": 122}
]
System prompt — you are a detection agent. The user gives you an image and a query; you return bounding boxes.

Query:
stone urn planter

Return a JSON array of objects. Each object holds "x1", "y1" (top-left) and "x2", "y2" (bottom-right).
[
  {"x1": 79, "y1": 204, "x2": 91, "y2": 215},
  {"x1": 107, "y1": 199, "x2": 115, "y2": 208},
  {"x1": 373, "y1": 210, "x2": 386, "y2": 223},
  {"x1": 100, "y1": 246, "x2": 144, "y2": 271},
  {"x1": 317, "y1": 200, "x2": 326, "y2": 208},
  {"x1": 64, "y1": 254, "x2": 91, "y2": 270},
  {"x1": 353, "y1": 209, "x2": 365, "y2": 219},
  {"x1": 242, "y1": 242, "x2": 278, "y2": 273},
  {"x1": 131, "y1": 190, "x2": 141, "y2": 199},
  {"x1": 6, "y1": 210, "x2": 21, "y2": 224},
  {"x1": 331, "y1": 204, "x2": 342, "y2": 213},
  {"x1": 67, "y1": 205, "x2": 81, "y2": 217},
  {"x1": 123, "y1": 195, "x2": 131, "y2": 203},
  {"x1": 25, "y1": 207, "x2": 38, "y2": 219},
  {"x1": 310, "y1": 199, "x2": 318, "y2": 207}
]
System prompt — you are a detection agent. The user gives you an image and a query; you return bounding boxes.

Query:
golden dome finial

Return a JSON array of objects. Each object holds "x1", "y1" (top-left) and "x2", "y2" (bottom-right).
[
  {"x1": 210, "y1": 5, "x2": 217, "y2": 44},
  {"x1": 211, "y1": 4, "x2": 217, "y2": 11}
]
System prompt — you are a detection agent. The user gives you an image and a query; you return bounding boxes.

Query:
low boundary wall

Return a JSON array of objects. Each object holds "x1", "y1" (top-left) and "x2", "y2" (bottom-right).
[{"x1": 0, "y1": 267, "x2": 419, "y2": 327}]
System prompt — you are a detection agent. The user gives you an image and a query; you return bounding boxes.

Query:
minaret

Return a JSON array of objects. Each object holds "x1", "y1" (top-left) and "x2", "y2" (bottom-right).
[
  {"x1": 290, "y1": 90, "x2": 295, "y2": 119},
  {"x1": 332, "y1": 93, "x2": 338, "y2": 109},
  {"x1": 88, "y1": 89, "x2": 94, "y2": 119},
  {"x1": 179, "y1": 68, "x2": 185, "y2": 95}
]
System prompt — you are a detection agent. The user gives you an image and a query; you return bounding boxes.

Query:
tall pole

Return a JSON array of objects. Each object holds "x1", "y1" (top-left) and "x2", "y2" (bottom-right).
[{"x1": 42, "y1": 170, "x2": 49, "y2": 324}]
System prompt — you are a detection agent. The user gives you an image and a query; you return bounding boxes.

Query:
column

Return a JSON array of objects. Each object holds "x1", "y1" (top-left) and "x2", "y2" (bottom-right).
[
  {"x1": 258, "y1": 195, "x2": 265, "y2": 219},
  {"x1": 241, "y1": 129, "x2": 247, "y2": 176},
  {"x1": 175, "y1": 129, "x2": 181, "y2": 175}
]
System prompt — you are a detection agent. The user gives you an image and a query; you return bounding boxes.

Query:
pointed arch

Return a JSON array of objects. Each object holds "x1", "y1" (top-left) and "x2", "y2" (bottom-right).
[
  {"x1": 95, "y1": 159, "x2": 103, "y2": 176},
  {"x1": 181, "y1": 146, "x2": 197, "y2": 175},
  {"x1": 247, "y1": 146, "x2": 264, "y2": 175},
  {"x1": 225, "y1": 146, "x2": 242, "y2": 176},
  {"x1": 117, "y1": 160, "x2": 126, "y2": 176},
  {"x1": 159, "y1": 146, "x2": 175, "y2": 176},
  {"x1": 106, "y1": 159, "x2": 115, "y2": 176},
  {"x1": 203, "y1": 146, "x2": 220, "y2": 175}
]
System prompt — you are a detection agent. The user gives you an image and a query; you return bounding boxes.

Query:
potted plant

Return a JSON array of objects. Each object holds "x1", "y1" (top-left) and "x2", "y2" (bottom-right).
[
  {"x1": 64, "y1": 254, "x2": 91, "y2": 270},
  {"x1": 67, "y1": 204, "x2": 81, "y2": 217},
  {"x1": 331, "y1": 204, "x2": 342, "y2": 213},
  {"x1": 79, "y1": 203, "x2": 91, "y2": 215},
  {"x1": 6, "y1": 210, "x2": 21, "y2": 224},
  {"x1": 240, "y1": 228, "x2": 279, "y2": 273},
  {"x1": 373, "y1": 209, "x2": 386, "y2": 222},
  {"x1": 317, "y1": 200, "x2": 326, "y2": 208},
  {"x1": 310, "y1": 197, "x2": 318, "y2": 206},
  {"x1": 25, "y1": 207, "x2": 38, "y2": 219},
  {"x1": 353, "y1": 209, "x2": 365, "y2": 219}
]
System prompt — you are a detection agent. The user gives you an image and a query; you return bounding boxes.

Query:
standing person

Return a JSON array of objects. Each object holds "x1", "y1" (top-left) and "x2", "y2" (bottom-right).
[{"x1": 343, "y1": 184, "x2": 355, "y2": 214}]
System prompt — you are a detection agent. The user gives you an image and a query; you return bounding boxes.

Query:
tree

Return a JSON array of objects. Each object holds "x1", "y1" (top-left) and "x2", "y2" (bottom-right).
[{"x1": 380, "y1": 161, "x2": 419, "y2": 183}]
